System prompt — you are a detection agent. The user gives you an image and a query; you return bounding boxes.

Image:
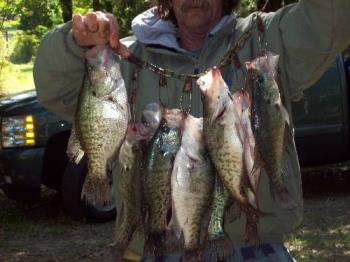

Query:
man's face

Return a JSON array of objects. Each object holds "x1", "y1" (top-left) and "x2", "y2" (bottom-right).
[{"x1": 172, "y1": 0, "x2": 223, "y2": 33}]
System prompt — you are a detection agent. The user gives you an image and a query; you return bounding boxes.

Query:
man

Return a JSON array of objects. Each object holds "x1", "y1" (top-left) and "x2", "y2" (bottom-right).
[{"x1": 34, "y1": 0, "x2": 350, "y2": 261}]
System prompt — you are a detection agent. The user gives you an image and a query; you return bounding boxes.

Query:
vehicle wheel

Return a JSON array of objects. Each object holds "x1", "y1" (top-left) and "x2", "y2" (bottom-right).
[
  {"x1": 61, "y1": 157, "x2": 116, "y2": 223},
  {"x1": 2, "y1": 185, "x2": 41, "y2": 204}
]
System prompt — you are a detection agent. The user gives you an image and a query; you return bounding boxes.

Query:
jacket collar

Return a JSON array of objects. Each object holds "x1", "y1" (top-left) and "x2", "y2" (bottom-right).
[{"x1": 131, "y1": 7, "x2": 235, "y2": 53}]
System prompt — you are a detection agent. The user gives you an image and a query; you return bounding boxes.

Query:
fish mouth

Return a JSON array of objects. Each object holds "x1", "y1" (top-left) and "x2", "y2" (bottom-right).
[
  {"x1": 216, "y1": 106, "x2": 227, "y2": 120},
  {"x1": 210, "y1": 105, "x2": 226, "y2": 125}
]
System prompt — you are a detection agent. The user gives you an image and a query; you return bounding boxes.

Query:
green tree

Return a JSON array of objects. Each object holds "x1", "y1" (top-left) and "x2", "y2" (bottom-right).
[
  {"x1": 60, "y1": 0, "x2": 73, "y2": 22},
  {"x1": 110, "y1": 0, "x2": 150, "y2": 37},
  {"x1": 0, "y1": 0, "x2": 20, "y2": 89},
  {"x1": 16, "y1": 0, "x2": 62, "y2": 33},
  {"x1": 70, "y1": 0, "x2": 150, "y2": 37}
]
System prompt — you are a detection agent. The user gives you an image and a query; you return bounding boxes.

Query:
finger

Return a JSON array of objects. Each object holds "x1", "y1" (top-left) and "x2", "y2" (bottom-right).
[
  {"x1": 95, "y1": 12, "x2": 110, "y2": 40},
  {"x1": 72, "y1": 14, "x2": 87, "y2": 36},
  {"x1": 84, "y1": 12, "x2": 98, "y2": 33},
  {"x1": 106, "y1": 13, "x2": 120, "y2": 49}
]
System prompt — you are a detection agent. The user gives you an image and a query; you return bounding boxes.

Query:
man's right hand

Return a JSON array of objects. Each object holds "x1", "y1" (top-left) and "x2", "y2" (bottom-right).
[{"x1": 72, "y1": 11, "x2": 120, "y2": 50}]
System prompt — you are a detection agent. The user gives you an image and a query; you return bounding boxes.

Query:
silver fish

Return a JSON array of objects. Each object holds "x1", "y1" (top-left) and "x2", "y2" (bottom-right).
[{"x1": 171, "y1": 114, "x2": 214, "y2": 252}]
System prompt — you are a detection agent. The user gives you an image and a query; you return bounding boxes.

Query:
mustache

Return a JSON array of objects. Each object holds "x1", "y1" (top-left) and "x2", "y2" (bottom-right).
[{"x1": 181, "y1": 0, "x2": 210, "y2": 12}]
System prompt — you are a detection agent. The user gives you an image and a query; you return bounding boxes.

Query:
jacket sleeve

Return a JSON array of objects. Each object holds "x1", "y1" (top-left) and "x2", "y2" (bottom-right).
[
  {"x1": 33, "y1": 21, "x2": 86, "y2": 122},
  {"x1": 265, "y1": 0, "x2": 350, "y2": 101}
]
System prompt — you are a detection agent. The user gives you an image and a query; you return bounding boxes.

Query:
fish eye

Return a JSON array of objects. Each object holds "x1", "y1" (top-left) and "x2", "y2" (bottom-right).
[{"x1": 142, "y1": 119, "x2": 150, "y2": 127}]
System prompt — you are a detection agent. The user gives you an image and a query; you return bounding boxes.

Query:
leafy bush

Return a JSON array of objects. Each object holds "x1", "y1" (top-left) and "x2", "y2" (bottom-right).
[
  {"x1": 0, "y1": 32, "x2": 9, "y2": 88},
  {"x1": 32, "y1": 25, "x2": 50, "y2": 39},
  {"x1": 111, "y1": 0, "x2": 151, "y2": 37},
  {"x1": 17, "y1": 0, "x2": 61, "y2": 33},
  {"x1": 9, "y1": 32, "x2": 39, "y2": 64}
]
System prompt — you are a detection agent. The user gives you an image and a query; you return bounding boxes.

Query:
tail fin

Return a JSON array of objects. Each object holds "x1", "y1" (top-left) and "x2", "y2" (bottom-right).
[{"x1": 82, "y1": 162, "x2": 113, "y2": 205}]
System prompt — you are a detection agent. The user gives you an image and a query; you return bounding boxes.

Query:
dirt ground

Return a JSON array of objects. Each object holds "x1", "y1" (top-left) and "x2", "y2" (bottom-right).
[{"x1": 0, "y1": 172, "x2": 349, "y2": 262}]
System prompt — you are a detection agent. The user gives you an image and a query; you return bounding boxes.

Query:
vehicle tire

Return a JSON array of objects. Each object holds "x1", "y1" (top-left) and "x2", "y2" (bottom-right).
[
  {"x1": 61, "y1": 157, "x2": 116, "y2": 223},
  {"x1": 2, "y1": 185, "x2": 41, "y2": 204}
]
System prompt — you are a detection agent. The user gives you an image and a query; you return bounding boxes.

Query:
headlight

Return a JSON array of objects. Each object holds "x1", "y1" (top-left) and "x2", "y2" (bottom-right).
[{"x1": 1, "y1": 115, "x2": 36, "y2": 148}]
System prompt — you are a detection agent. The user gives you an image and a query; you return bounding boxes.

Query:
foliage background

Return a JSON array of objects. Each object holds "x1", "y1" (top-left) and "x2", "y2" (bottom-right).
[{"x1": 0, "y1": 0, "x2": 349, "y2": 95}]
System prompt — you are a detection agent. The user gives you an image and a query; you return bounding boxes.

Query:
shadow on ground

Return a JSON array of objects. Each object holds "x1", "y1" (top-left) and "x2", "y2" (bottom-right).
[
  {"x1": 0, "y1": 189, "x2": 115, "y2": 261},
  {"x1": 302, "y1": 170, "x2": 350, "y2": 197},
  {"x1": 1, "y1": 172, "x2": 349, "y2": 261},
  {"x1": 286, "y1": 171, "x2": 350, "y2": 261}
]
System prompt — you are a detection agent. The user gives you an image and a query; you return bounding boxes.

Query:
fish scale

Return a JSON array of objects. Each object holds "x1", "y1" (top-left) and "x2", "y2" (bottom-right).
[
  {"x1": 142, "y1": 109, "x2": 184, "y2": 255},
  {"x1": 67, "y1": 45, "x2": 129, "y2": 206},
  {"x1": 113, "y1": 128, "x2": 141, "y2": 258},
  {"x1": 197, "y1": 67, "x2": 261, "y2": 245},
  {"x1": 247, "y1": 53, "x2": 296, "y2": 209},
  {"x1": 114, "y1": 103, "x2": 163, "y2": 259},
  {"x1": 207, "y1": 177, "x2": 229, "y2": 241},
  {"x1": 171, "y1": 115, "x2": 214, "y2": 253}
]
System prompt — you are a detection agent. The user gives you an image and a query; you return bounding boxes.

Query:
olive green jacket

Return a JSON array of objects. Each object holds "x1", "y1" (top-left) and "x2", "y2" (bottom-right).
[{"x1": 34, "y1": 0, "x2": 350, "y2": 257}]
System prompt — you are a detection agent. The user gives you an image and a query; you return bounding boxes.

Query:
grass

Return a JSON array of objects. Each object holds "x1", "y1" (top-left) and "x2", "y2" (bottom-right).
[
  {"x1": 1, "y1": 180, "x2": 350, "y2": 261},
  {"x1": 0, "y1": 188, "x2": 115, "y2": 261},
  {"x1": 0, "y1": 189, "x2": 76, "y2": 247},
  {"x1": 0, "y1": 63, "x2": 34, "y2": 96},
  {"x1": 0, "y1": 24, "x2": 35, "y2": 97},
  {"x1": 285, "y1": 196, "x2": 350, "y2": 261},
  {"x1": 284, "y1": 173, "x2": 350, "y2": 261}
]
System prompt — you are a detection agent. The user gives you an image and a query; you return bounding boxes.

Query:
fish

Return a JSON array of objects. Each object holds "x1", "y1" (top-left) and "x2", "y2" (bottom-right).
[
  {"x1": 171, "y1": 114, "x2": 214, "y2": 254},
  {"x1": 204, "y1": 174, "x2": 233, "y2": 260},
  {"x1": 114, "y1": 104, "x2": 162, "y2": 260},
  {"x1": 197, "y1": 67, "x2": 261, "y2": 245},
  {"x1": 142, "y1": 108, "x2": 185, "y2": 255},
  {"x1": 246, "y1": 52, "x2": 296, "y2": 209},
  {"x1": 207, "y1": 177, "x2": 230, "y2": 242},
  {"x1": 66, "y1": 44, "x2": 129, "y2": 205},
  {"x1": 232, "y1": 90, "x2": 260, "y2": 200}
]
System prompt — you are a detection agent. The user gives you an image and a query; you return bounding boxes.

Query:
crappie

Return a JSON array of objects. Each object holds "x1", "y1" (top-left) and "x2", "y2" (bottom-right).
[
  {"x1": 197, "y1": 67, "x2": 260, "y2": 245},
  {"x1": 142, "y1": 108, "x2": 185, "y2": 254},
  {"x1": 204, "y1": 175, "x2": 234, "y2": 260},
  {"x1": 246, "y1": 52, "x2": 296, "y2": 209},
  {"x1": 114, "y1": 104, "x2": 162, "y2": 260},
  {"x1": 171, "y1": 115, "x2": 214, "y2": 252},
  {"x1": 207, "y1": 176, "x2": 230, "y2": 242},
  {"x1": 67, "y1": 45, "x2": 129, "y2": 205}
]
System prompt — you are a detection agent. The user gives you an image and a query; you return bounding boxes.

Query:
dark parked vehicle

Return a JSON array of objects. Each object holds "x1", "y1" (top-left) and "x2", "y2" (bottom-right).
[
  {"x1": 0, "y1": 91, "x2": 115, "y2": 222},
  {"x1": 0, "y1": 55, "x2": 348, "y2": 223}
]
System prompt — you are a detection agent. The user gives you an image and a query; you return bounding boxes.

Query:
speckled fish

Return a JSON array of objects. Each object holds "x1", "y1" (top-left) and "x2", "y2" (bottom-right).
[
  {"x1": 142, "y1": 108, "x2": 185, "y2": 254},
  {"x1": 197, "y1": 67, "x2": 261, "y2": 245},
  {"x1": 114, "y1": 103, "x2": 162, "y2": 260},
  {"x1": 246, "y1": 52, "x2": 296, "y2": 209},
  {"x1": 204, "y1": 174, "x2": 233, "y2": 260},
  {"x1": 171, "y1": 115, "x2": 214, "y2": 253},
  {"x1": 67, "y1": 45, "x2": 129, "y2": 205}
]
